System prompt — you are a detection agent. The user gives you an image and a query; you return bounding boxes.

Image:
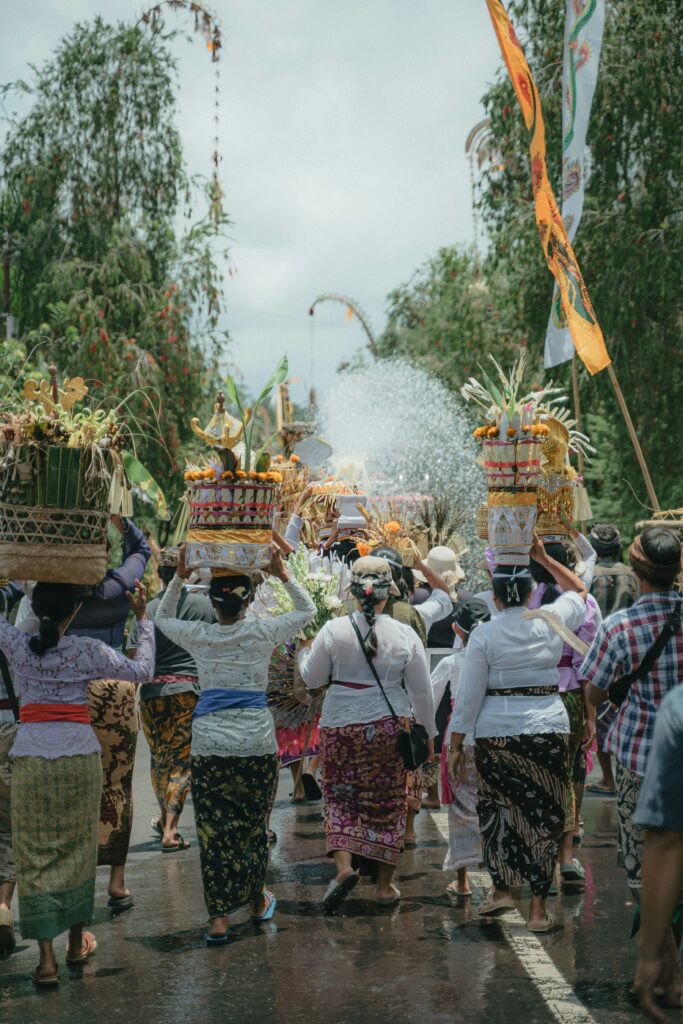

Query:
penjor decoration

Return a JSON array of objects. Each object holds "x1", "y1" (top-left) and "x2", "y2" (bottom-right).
[{"x1": 486, "y1": 0, "x2": 610, "y2": 376}]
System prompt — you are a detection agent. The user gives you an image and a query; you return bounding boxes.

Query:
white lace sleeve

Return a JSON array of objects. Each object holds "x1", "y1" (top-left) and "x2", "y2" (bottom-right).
[
  {"x1": 404, "y1": 633, "x2": 437, "y2": 737},
  {"x1": 155, "y1": 573, "x2": 208, "y2": 652},
  {"x1": 449, "y1": 632, "x2": 488, "y2": 736}
]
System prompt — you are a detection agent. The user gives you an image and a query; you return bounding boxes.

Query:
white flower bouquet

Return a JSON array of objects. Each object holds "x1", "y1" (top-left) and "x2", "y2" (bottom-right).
[{"x1": 266, "y1": 544, "x2": 346, "y2": 639}]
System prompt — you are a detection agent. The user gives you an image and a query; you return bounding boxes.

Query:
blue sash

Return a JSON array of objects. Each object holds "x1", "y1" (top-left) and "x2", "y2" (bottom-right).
[{"x1": 193, "y1": 688, "x2": 268, "y2": 720}]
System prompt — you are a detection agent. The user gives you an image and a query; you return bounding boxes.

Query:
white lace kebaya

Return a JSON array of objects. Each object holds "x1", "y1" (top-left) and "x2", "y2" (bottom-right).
[{"x1": 154, "y1": 574, "x2": 315, "y2": 758}]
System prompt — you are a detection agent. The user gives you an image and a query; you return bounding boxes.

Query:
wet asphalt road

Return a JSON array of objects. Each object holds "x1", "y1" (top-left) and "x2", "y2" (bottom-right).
[{"x1": 1, "y1": 738, "x2": 646, "y2": 1024}]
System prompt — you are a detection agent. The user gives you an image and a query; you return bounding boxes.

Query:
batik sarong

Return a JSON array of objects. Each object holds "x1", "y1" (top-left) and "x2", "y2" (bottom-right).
[
  {"x1": 11, "y1": 752, "x2": 102, "y2": 939},
  {"x1": 561, "y1": 689, "x2": 586, "y2": 832},
  {"x1": 140, "y1": 690, "x2": 197, "y2": 820},
  {"x1": 0, "y1": 723, "x2": 17, "y2": 885},
  {"x1": 443, "y1": 746, "x2": 481, "y2": 873},
  {"x1": 319, "y1": 716, "x2": 407, "y2": 870},
  {"x1": 475, "y1": 732, "x2": 568, "y2": 898},
  {"x1": 88, "y1": 680, "x2": 138, "y2": 866},
  {"x1": 191, "y1": 753, "x2": 278, "y2": 918},
  {"x1": 615, "y1": 760, "x2": 644, "y2": 900}
]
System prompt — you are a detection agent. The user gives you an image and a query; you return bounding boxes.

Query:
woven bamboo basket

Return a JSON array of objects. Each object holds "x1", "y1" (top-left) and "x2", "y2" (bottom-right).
[
  {"x1": 184, "y1": 478, "x2": 281, "y2": 571},
  {"x1": 0, "y1": 503, "x2": 109, "y2": 584}
]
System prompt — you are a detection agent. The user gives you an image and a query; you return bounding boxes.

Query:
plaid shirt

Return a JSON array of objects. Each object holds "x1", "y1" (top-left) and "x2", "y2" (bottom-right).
[
  {"x1": 581, "y1": 592, "x2": 683, "y2": 775},
  {"x1": 589, "y1": 558, "x2": 639, "y2": 619}
]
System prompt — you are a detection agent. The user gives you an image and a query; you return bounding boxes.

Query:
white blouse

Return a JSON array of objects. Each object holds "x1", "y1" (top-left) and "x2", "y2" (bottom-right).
[
  {"x1": 298, "y1": 612, "x2": 437, "y2": 736},
  {"x1": 430, "y1": 650, "x2": 475, "y2": 747},
  {"x1": 450, "y1": 591, "x2": 585, "y2": 740},
  {"x1": 155, "y1": 574, "x2": 315, "y2": 758}
]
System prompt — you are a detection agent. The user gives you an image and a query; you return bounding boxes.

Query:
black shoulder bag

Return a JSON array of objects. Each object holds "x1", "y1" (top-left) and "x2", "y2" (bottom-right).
[
  {"x1": 607, "y1": 599, "x2": 682, "y2": 707},
  {"x1": 349, "y1": 616, "x2": 429, "y2": 771}
]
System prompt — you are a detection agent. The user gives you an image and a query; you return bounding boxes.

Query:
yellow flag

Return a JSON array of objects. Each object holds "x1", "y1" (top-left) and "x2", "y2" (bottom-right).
[{"x1": 486, "y1": 0, "x2": 610, "y2": 375}]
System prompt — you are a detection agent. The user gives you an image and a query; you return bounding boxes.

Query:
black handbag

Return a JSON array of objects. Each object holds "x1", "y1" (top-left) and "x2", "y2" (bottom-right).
[
  {"x1": 607, "y1": 599, "x2": 682, "y2": 707},
  {"x1": 349, "y1": 616, "x2": 429, "y2": 771}
]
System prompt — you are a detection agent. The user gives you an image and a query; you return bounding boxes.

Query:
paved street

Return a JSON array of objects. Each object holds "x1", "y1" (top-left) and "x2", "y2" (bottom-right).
[{"x1": 1, "y1": 739, "x2": 640, "y2": 1024}]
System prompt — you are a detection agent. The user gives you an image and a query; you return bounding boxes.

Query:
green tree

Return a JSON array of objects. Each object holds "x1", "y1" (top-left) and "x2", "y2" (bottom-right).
[
  {"x1": 377, "y1": 0, "x2": 682, "y2": 528},
  {"x1": 1, "y1": 17, "x2": 230, "y2": 499}
]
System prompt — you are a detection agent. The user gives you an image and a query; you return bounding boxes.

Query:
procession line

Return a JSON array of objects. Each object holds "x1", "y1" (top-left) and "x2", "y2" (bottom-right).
[{"x1": 429, "y1": 810, "x2": 599, "y2": 1024}]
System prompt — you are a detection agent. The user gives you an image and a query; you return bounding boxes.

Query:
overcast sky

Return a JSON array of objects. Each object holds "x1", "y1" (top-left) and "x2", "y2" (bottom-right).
[{"x1": 1, "y1": 0, "x2": 502, "y2": 406}]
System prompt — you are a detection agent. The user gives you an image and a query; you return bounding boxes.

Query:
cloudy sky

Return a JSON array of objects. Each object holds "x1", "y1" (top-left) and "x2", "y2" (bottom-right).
[{"x1": 1, "y1": 1, "x2": 503, "y2": 405}]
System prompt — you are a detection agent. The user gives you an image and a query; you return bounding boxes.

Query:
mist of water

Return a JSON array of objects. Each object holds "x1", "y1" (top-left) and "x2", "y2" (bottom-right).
[{"x1": 318, "y1": 359, "x2": 486, "y2": 573}]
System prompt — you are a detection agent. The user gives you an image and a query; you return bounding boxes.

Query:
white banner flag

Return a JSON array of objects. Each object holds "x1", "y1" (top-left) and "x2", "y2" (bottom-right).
[{"x1": 544, "y1": 0, "x2": 605, "y2": 369}]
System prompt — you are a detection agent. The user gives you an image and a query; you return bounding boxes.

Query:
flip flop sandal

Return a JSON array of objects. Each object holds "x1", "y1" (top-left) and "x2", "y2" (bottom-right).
[
  {"x1": 322, "y1": 872, "x2": 360, "y2": 913},
  {"x1": 162, "y1": 835, "x2": 191, "y2": 853},
  {"x1": 32, "y1": 965, "x2": 59, "y2": 986},
  {"x1": 376, "y1": 886, "x2": 401, "y2": 907},
  {"x1": 0, "y1": 908, "x2": 16, "y2": 956},
  {"x1": 560, "y1": 859, "x2": 586, "y2": 883},
  {"x1": 446, "y1": 882, "x2": 472, "y2": 898},
  {"x1": 527, "y1": 912, "x2": 555, "y2": 934},
  {"x1": 252, "y1": 891, "x2": 277, "y2": 922},
  {"x1": 151, "y1": 816, "x2": 164, "y2": 839},
  {"x1": 585, "y1": 783, "x2": 616, "y2": 796},
  {"x1": 66, "y1": 933, "x2": 97, "y2": 965},
  {"x1": 205, "y1": 929, "x2": 230, "y2": 946},
  {"x1": 477, "y1": 892, "x2": 515, "y2": 916},
  {"x1": 107, "y1": 893, "x2": 134, "y2": 910}
]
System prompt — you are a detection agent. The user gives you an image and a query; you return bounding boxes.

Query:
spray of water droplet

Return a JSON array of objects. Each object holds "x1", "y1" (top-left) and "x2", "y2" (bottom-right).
[{"x1": 318, "y1": 359, "x2": 486, "y2": 577}]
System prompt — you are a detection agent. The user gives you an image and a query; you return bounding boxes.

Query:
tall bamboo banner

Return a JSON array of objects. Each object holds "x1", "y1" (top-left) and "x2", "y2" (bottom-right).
[
  {"x1": 485, "y1": 0, "x2": 610, "y2": 376},
  {"x1": 544, "y1": 0, "x2": 605, "y2": 369}
]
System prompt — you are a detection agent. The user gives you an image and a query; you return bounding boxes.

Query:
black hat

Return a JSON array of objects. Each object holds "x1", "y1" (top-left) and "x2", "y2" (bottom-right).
[{"x1": 452, "y1": 597, "x2": 490, "y2": 634}]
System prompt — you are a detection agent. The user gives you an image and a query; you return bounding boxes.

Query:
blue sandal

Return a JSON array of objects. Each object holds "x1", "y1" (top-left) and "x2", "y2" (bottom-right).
[
  {"x1": 252, "y1": 890, "x2": 277, "y2": 922},
  {"x1": 205, "y1": 928, "x2": 230, "y2": 946}
]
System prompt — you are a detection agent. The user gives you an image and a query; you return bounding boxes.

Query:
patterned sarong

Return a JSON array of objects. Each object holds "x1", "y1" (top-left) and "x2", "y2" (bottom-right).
[
  {"x1": 615, "y1": 760, "x2": 644, "y2": 900},
  {"x1": 12, "y1": 752, "x2": 102, "y2": 939},
  {"x1": 192, "y1": 753, "x2": 278, "y2": 918},
  {"x1": 475, "y1": 733, "x2": 569, "y2": 898},
  {"x1": 0, "y1": 723, "x2": 17, "y2": 885},
  {"x1": 561, "y1": 689, "x2": 586, "y2": 832},
  {"x1": 319, "y1": 716, "x2": 407, "y2": 870},
  {"x1": 140, "y1": 691, "x2": 197, "y2": 819},
  {"x1": 88, "y1": 680, "x2": 138, "y2": 866}
]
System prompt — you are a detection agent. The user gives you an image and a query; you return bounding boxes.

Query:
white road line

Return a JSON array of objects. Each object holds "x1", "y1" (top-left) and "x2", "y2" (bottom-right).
[{"x1": 430, "y1": 810, "x2": 599, "y2": 1024}]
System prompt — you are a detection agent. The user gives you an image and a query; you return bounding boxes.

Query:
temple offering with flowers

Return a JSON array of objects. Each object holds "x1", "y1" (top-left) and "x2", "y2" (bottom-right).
[
  {"x1": 179, "y1": 358, "x2": 288, "y2": 572},
  {"x1": 462, "y1": 352, "x2": 594, "y2": 562},
  {"x1": 0, "y1": 366, "x2": 158, "y2": 584}
]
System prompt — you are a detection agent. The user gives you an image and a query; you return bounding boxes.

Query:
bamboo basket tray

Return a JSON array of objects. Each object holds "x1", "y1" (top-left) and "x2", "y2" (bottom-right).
[
  {"x1": 0, "y1": 503, "x2": 109, "y2": 584},
  {"x1": 184, "y1": 478, "x2": 281, "y2": 572}
]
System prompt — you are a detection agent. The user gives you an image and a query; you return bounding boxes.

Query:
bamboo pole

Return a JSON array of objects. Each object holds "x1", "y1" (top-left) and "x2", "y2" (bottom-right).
[
  {"x1": 607, "y1": 363, "x2": 660, "y2": 512},
  {"x1": 571, "y1": 355, "x2": 587, "y2": 532}
]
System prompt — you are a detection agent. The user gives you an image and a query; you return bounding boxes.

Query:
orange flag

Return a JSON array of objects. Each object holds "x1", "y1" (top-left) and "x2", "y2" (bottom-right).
[
  {"x1": 486, "y1": 0, "x2": 610, "y2": 375},
  {"x1": 346, "y1": 305, "x2": 354, "y2": 322}
]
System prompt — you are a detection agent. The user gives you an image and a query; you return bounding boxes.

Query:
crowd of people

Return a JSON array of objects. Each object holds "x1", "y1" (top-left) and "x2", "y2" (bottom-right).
[{"x1": 0, "y1": 502, "x2": 681, "y2": 1021}]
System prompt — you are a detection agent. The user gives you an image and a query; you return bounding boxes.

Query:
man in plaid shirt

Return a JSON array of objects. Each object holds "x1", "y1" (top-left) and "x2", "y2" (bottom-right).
[
  {"x1": 587, "y1": 523, "x2": 640, "y2": 794},
  {"x1": 583, "y1": 526, "x2": 683, "y2": 902}
]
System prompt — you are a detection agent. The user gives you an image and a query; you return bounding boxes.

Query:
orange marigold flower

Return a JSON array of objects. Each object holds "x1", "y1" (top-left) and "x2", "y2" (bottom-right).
[
  {"x1": 356, "y1": 541, "x2": 372, "y2": 557},
  {"x1": 290, "y1": 454, "x2": 301, "y2": 463},
  {"x1": 236, "y1": 470, "x2": 246, "y2": 479},
  {"x1": 385, "y1": 520, "x2": 401, "y2": 533},
  {"x1": 506, "y1": 428, "x2": 517, "y2": 438}
]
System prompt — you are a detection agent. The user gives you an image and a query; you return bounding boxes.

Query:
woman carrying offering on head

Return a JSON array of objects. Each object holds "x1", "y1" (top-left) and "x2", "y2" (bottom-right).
[
  {"x1": 154, "y1": 544, "x2": 315, "y2": 944},
  {"x1": 448, "y1": 536, "x2": 587, "y2": 933},
  {"x1": 298, "y1": 555, "x2": 437, "y2": 913}
]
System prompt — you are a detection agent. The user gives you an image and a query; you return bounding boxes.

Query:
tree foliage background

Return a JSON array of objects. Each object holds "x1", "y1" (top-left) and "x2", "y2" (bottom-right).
[
  {"x1": 377, "y1": 0, "x2": 682, "y2": 531},
  {"x1": 0, "y1": 16, "x2": 230, "y2": 505}
]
